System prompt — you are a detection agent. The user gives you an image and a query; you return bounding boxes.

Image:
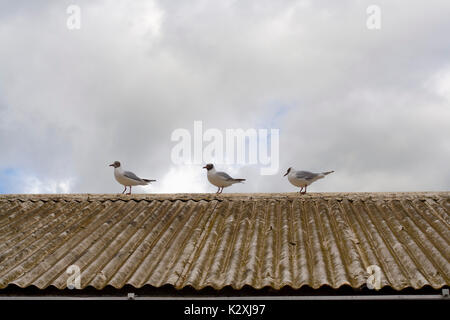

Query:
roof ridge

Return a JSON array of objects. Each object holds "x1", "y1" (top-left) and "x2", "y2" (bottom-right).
[{"x1": 0, "y1": 192, "x2": 448, "y2": 202}]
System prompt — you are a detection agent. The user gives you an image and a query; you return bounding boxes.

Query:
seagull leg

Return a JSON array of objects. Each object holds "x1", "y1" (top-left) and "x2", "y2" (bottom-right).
[
  {"x1": 301, "y1": 185, "x2": 307, "y2": 195},
  {"x1": 220, "y1": 187, "x2": 223, "y2": 194},
  {"x1": 127, "y1": 186, "x2": 132, "y2": 195},
  {"x1": 122, "y1": 186, "x2": 127, "y2": 194},
  {"x1": 216, "y1": 187, "x2": 220, "y2": 194},
  {"x1": 299, "y1": 187, "x2": 304, "y2": 194}
]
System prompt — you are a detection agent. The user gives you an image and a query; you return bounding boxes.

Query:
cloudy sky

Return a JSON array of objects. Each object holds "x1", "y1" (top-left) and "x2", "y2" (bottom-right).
[{"x1": 0, "y1": 0, "x2": 449, "y2": 194}]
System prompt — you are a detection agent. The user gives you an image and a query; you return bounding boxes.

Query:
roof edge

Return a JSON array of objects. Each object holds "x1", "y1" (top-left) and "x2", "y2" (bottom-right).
[{"x1": 0, "y1": 191, "x2": 449, "y2": 202}]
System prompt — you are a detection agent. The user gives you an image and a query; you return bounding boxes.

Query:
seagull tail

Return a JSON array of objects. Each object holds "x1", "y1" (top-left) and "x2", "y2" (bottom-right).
[
  {"x1": 322, "y1": 171, "x2": 334, "y2": 176},
  {"x1": 143, "y1": 179, "x2": 157, "y2": 183},
  {"x1": 233, "y1": 178, "x2": 246, "y2": 183}
]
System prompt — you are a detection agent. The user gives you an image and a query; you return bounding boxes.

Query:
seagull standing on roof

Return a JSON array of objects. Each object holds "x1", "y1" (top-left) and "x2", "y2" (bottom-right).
[
  {"x1": 109, "y1": 161, "x2": 156, "y2": 195},
  {"x1": 284, "y1": 167, "x2": 334, "y2": 194},
  {"x1": 203, "y1": 164, "x2": 245, "y2": 194}
]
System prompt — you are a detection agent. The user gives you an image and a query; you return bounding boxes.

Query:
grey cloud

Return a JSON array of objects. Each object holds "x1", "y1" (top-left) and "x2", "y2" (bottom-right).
[{"x1": 0, "y1": 0, "x2": 449, "y2": 194}]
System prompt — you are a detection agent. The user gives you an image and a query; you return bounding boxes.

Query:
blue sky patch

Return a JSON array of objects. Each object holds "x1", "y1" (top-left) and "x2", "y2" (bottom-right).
[{"x1": 0, "y1": 168, "x2": 23, "y2": 194}]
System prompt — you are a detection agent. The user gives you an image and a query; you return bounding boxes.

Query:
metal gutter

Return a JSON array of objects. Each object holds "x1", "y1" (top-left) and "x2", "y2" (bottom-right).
[{"x1": 0, "y1": 295, "x2": 448, "y2": 301}]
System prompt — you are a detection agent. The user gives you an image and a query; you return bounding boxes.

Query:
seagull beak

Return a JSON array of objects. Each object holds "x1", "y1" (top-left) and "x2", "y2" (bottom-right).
[
  {"x1": 283, "y1": 171, "x2": 288, "y2": 177},
  {"x1": 202, "y1": 166, "x2": 207, "y2": 169},
  {"x1": 109, "y1": 164, "x2": 114, "y2": 167}
]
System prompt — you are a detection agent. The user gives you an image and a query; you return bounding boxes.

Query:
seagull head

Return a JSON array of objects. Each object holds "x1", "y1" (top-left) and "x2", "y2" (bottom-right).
[
  {"x1": 283, "y1": 167, "x2": 292, "y2": 177},
  {"x1": 109, "y1": 161, "x2": 121, "y2": 168},
  {"x1": 202, "y1": 163, "x2": 214, "y2": 171}
]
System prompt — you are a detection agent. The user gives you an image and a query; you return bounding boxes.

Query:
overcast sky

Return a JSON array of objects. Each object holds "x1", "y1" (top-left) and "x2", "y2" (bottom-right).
[{"x1": 0, "y1": 0, "x2": 449, "y2": 194}]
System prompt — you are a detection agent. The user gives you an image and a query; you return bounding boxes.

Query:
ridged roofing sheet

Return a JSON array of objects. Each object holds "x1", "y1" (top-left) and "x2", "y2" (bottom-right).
[{"x1": 0, "y1": 192, "x2": 449, "y2": 291}]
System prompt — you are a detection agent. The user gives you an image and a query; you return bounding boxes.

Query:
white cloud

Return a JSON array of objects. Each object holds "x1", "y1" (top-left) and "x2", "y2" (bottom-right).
[
  {"x1": 427, "y1": 66, "x2": 450, "y2": 101},
  {"x1": 0, "y1": 0, "x2": 449, "y2": 194},
  {"x1": 24, "y1": 176, "x2": 73, "y2": 194},
  {"x1": 153, "y1": 165, "x2": 206, "y2": 193}
]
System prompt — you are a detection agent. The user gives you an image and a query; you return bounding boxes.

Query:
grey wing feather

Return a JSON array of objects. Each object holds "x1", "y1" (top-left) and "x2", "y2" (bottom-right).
[
  {"x1": 216, "y1": 171, "x2": 234, "y2": 181},
  {"x1": 295, "y1": 171, "x2": 318, "y2": 180},
  {"x1": 124, "y1": 171, "x2": 143, "y2": 182}
]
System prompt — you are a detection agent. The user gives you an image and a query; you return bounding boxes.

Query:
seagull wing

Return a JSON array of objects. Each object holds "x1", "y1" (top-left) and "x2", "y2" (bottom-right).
[
  {"x1": 216, "y1": 171, "x2": 234, "y2": 181},
  {"x1": 124, "y1": 171, "x2": 144, "y2": 182},
  {"x1": 295, "y1": 171, "x2": 319, "y2": 181}
]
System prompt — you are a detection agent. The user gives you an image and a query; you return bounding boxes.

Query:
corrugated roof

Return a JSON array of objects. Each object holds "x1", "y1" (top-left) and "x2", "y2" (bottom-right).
[{"x1": 0, "y1": 192, "x2": 449, "y2": 291}]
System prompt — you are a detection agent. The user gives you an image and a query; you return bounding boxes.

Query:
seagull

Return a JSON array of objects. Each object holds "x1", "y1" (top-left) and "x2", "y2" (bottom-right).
[
  {"x1": 109, "y1": 161, "x2": 156, "y2": 194},
  {"x1": 202, "y1": 163, "x2": 245, "y2": 194},
  {"x1": 284, "y1": 167, "x2": 334, "y2": 194}
]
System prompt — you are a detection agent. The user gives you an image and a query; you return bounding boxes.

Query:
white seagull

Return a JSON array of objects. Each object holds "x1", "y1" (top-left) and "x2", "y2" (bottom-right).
[
  {"x1": 109, "y1": 161, "x2": 156, "y2": 194},
  {"x1": 203, "y1": 163, "x2": 245, "y2": 194},
  {"x1": 284, "y1": 167, "x2": 334, "y2": 194}
]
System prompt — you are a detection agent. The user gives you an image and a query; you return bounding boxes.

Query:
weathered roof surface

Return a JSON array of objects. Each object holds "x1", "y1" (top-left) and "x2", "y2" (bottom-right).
[{"x1": 0, "y1": 192, "x2": 449, "y2": 291}]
